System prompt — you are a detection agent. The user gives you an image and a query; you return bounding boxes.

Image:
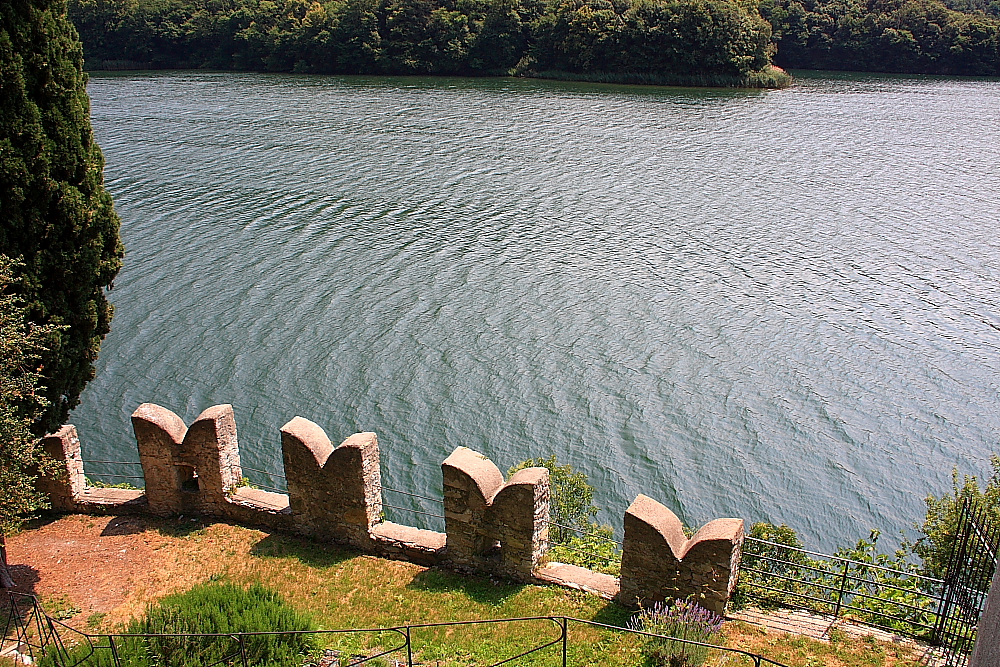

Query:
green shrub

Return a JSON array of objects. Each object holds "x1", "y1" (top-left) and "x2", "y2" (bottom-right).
[
  {"x1": 911, "y1": 456, "x2": 1000, "y2": 580},
  {"x1": 547, "y1": 523, "x2": 622, "y2": 577},
  {"x1": 41, "y1": 582, "x2": 318, "y2": 667},
  {"x1": 735, "y1": 523, "x2": 939, "y2": 638}
]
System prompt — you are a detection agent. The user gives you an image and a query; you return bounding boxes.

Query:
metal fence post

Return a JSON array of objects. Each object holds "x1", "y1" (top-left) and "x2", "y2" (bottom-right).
[
  {"x1": 109, "y1": 635, "x2": 121, "y2": 667},
  {"x1": 834, "y1": 559, "x2": 850, "y2": 618},
  {"x1": 406, "y1": 626, "x2": 413, "y2": 667},
  {"x1": 561, "y1": 617, "x2": 568, "y2": 667},
  {"x1": 238, "y1": 634, "x2": 249, "y2": 667}
]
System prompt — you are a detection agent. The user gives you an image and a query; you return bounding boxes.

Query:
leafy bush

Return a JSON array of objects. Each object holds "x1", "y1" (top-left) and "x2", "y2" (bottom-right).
[
  {"x1": 41, "y1": 582, "x2": 319, "y2": 667},
  {"x1": 547, "y1": 523, "x2": 622, "y2": 577},
  {"x1": 829, "y1": 530, "x2": 939, "y2": 636},
  {"x1": 911, "y1": 456, "x2": 1000, "y2": 580},
  {"x1": 629, "y1": 598, "x2": 724, "y2": 667},
  {"x1": 0, "y1": 258, "x2": 60, "y2": 540},
  {"x1": 510, "y1": 455, "x2": 622, "y2": 576},
  {"x1": 732, "y1": 521, "x2": 815, "y2": 609}
]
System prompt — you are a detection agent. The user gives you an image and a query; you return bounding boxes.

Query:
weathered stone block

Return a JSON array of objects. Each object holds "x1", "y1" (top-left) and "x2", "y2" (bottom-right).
[
  {"x1": 442, "y1": 447, "x2": 505, "y2": 567},
  {"x1": 493, "y1": 467, "x2": 550, "y2": 581},
  {"x1": 37, "y1": 425, "x2": 86, "y2": 511},
  {"x1": 131, "y1": 403, "x2": 242, "y2": 517},
  {"x1": 281, "y1": 417, "x2": 382, "y2": 547},
  {"x1": 618, "y1": 494, "x2": 743, "y2": 615}
]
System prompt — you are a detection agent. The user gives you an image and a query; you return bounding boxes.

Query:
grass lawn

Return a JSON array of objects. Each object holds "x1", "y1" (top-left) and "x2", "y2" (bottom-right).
[{"x1": 3, "y1": 516, "x2": 928, "y2": 666}]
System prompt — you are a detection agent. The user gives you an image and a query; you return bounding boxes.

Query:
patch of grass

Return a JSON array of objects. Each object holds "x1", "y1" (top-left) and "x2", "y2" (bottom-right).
[
  {"x1": 86, "y1": 612, "x2": 107, "y2": 629},
  {"x1": 85, "y1": 477, "x2": 141, "y2": 490},
  {"x1": 22, "y1": 516, "x2": 926, "y2": 667},
  {"x1": 39, "y1": 594, "x2": 81, "y2": 621}
]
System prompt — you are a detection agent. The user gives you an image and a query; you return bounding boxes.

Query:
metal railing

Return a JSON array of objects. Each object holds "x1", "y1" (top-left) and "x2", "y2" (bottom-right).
[
  {"x1": 737, "y1": 536, "x2": 945, "y2": 639},
  {"x1": 3, "y1": 592, "x2": 788, "y2": 667}
]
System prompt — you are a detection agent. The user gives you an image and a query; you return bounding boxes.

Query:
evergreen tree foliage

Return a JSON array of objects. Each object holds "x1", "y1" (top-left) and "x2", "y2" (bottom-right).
[{"x1": 0, "y1": 0, "x2": 124, "y2": 435}]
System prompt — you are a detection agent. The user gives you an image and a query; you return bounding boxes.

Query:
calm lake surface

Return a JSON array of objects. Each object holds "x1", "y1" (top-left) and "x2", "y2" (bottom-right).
[{"x1": 77, "y1": 70, "x2": 1000, "y2": 552}]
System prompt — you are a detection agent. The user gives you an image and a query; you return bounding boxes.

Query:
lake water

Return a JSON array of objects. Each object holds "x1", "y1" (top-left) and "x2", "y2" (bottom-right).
[{"x1": 77, "y1": 70, "x2": 1000, "y2": 552}]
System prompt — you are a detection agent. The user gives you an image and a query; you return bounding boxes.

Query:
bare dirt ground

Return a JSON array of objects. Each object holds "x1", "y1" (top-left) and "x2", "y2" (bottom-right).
[{"x1": 3, "y1": 514, "x2": 174, "y2": 629}]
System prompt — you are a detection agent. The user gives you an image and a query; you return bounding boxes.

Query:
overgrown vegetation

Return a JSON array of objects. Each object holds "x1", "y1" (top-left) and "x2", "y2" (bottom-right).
[
  {"x1": 733, "y1": 456, "x2": 1000, "y2": 638},
  {"x1": 735, "y1": 523, "x2": 940, "y2": 638},
  {"x1": 0, "y1": 258, "x2": 60, "y2": 588},
  {"x1": 510, "y1": 455, "x2": 623, "y2": 576},
  {"x1": 66, "y1": 0, "x2": 788, "y2": 87},
  {"x1": 0, "y1": 0, "x2": 124, "y2": 435}
]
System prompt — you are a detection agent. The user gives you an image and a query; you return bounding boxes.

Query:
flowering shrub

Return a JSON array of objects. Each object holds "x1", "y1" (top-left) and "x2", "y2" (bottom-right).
[{"x1": 629, "y1": 598, "x2": 724, "y2": 667}]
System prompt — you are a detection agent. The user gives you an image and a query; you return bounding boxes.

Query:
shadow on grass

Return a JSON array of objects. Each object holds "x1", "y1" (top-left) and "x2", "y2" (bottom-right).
[
  {"x1": 589, "y1": 600, "x2": 634, "y2": 628},
  {"x1": 406, "y1": 568, "x2": 526, "y2": 606},
  {"x1": 100, "y1": 515, "x2": 153, "y2": 537},
  {"x1": 249, "y1": 533, "x2": 356, "y2": 569},
  {"x1": 155, "y1": 516, "x2": 211, "y2": 538}
]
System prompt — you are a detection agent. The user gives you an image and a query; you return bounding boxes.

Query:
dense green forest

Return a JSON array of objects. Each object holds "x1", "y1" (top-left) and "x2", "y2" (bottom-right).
[
  {"x1": 763, "y1": 0, "x2": 1000, "y2": 74},
  {"x1": 65, "y1": 0, "x2": 1000, "y2": 82},
  {"x1": 66, "y1": 0, "x2": 787, "y2": 85}
]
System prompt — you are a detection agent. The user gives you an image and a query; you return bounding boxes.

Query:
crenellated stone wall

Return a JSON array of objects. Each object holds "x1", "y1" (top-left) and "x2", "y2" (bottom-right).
[
  {"x1": 280, "y1": 417, "x2": 382, "y2": 548},
  {"x1": 619, "y1": 494, "x2": 744, "y2": 615},
  {"x1": 37, "y1": 402, "x2": 745, "y2": 614},
  {"x1": 441, "y1": 447, "x2": 550, "y2": 581}
]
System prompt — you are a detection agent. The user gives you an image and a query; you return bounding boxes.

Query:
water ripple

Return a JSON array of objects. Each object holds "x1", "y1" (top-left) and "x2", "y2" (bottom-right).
[{"x1": 76, "y1": 71, "x2": 1000, "y2": 550}]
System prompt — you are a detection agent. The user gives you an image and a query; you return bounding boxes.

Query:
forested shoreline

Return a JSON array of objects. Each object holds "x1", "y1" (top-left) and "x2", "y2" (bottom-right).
[
  {"x1": 67, "y1": 0, "x2": 786, "y2": 87},
  {"x1": 764, "y1": 0, "x2": 1000, "y2": 76},
  {"x1": 66, "y1": 0, "x2": 1000, "y2": 86}
]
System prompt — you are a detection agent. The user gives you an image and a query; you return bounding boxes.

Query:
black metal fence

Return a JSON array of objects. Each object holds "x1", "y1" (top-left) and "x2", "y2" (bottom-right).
[
  {"x1": 737, "y1": 535, "x2": 946, "y2": 639},
  {"x1": 738, "y1": 497, "x2": 1000, "y2": 667},
  {"x1": 934, "y1": 497, "x2": 1000, "y2": 666},
  {"x1": 2, "y1": 591, "x2": 788, "y2": 667}
]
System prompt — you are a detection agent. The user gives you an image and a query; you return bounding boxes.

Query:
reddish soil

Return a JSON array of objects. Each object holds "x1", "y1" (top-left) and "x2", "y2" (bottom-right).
[{"x1": 4, "y1": 514, "x2": 168, "y2": 627}]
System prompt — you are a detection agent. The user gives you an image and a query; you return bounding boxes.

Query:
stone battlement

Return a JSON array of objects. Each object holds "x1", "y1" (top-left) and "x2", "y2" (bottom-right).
[{"x1": 39, "y1": 403, "x2": 744, "y2": 614}]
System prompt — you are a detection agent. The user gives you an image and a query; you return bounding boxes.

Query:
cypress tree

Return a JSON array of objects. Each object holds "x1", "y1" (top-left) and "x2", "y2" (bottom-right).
[{"x1": 0, "y1": 0, "x2": 124, "y2": 434}]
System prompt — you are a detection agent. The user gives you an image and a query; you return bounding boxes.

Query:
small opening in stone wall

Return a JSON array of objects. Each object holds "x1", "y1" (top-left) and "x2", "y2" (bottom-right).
[{"x1": 176, "y1": 465, "x2": 200, "y2": 493}]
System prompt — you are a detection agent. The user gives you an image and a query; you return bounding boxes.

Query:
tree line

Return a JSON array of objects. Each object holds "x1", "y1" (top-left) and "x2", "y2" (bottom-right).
[
  {"x1": 763, "y1": 0, "x2": 1000, "y2": 75},
  {"x1": 66, "y1": 0, "x2": 1000, "y2": 78},
  {"x1": 66, "y1": 0, "x2": 787, "y2": 86}
]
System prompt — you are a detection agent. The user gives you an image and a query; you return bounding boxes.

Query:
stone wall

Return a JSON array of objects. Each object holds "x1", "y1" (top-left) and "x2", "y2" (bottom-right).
[
  {"x1": 618, "y1": 494, "x2": 744, "y2": 615},
  {"x1": 441, "y1": 447, "x2": 550, "y2": 581},
  {"x1": 38, "y1": 402, "x2": 744, "y2": 613},
  {"x1": 281, "y1": 416, "x2": 381, "y2": 548}
]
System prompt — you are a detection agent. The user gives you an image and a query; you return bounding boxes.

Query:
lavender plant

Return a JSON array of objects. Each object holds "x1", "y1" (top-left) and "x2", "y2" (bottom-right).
[{"x1": 629, "y1": 598, "x2": 725, "y2": 667}]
